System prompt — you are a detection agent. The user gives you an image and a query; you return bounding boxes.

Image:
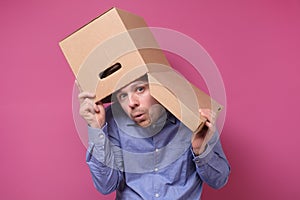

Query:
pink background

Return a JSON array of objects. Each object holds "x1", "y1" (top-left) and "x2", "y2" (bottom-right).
[{"x1": 1, "y1": 0, "x2": 300, "y2": 199}]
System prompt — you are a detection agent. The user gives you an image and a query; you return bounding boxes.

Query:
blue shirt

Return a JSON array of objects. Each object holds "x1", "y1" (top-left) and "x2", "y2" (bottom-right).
[{"x1": 86, "y1": 104, "x2": 230, "y2": 200}]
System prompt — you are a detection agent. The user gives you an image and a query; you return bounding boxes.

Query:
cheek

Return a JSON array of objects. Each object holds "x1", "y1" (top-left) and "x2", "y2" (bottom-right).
[
  {"x1": 119, "y1": 102, "x2": 130, "y2": 115},
  {"x1": 142, "y1": 92, "x2": 159, "y2": 107},
  {"x1": 143, "y1": 96, "x2": 161, "y2": 115},
  {"x1": 149, "y1": 104, "x2": 165, "y2": 118}
]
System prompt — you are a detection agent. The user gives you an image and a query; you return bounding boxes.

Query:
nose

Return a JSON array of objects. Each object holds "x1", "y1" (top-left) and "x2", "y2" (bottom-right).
[{"x1": 128, "y1": 93, "x2": 139, "y2": 109}]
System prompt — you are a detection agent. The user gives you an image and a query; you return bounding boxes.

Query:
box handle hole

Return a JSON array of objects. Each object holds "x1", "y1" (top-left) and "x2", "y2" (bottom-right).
[{"x1": 99, "y1": 63, "x2": 122, "y2": 79}]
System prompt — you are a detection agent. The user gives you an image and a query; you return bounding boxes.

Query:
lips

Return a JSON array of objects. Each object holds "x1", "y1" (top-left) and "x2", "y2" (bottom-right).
[
  {"x1": 131, "y1": 111, "x2": 146, "y2": 122},
  {"x1": 132, "y1": 113, "x2": 144, "y2": 119}
]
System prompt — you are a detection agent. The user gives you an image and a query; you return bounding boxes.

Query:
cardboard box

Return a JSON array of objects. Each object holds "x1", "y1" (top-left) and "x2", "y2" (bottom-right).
[
  {"x1": 59, "y1": 7, "x2": 170, "y2": 102},
  {"x1": 59, "y1": 7, "x2": 223, "y2": 132}
]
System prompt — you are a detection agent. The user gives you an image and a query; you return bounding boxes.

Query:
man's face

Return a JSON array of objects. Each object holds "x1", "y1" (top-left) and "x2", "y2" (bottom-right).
[{"x1": 116, "y1": 80, "x2": 164, "y2": 127}]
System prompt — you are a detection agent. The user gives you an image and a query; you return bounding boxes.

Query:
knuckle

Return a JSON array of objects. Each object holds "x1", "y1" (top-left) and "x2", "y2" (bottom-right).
[{"x1": 79, "y1": 106, "x2": 86, "y2": 114}]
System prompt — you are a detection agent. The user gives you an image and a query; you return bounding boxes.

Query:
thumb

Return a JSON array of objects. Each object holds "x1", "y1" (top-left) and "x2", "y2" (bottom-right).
[
  {"x1": 94, "y1": 103, "x2": 100, "y2": 113},
  {"x1": 96, "y1": 102, "x2": 105, "y2": 114}
]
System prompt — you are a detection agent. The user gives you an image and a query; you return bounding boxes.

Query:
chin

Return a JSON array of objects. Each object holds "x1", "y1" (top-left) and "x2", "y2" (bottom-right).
[{"x1": 137, "y1": 119, "x2": 152, "y2": 127}]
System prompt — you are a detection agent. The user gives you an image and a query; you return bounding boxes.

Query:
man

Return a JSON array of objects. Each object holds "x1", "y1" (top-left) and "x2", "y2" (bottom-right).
[{"x1": 78, "y1": 75, "x2": 230, "y2": 199}]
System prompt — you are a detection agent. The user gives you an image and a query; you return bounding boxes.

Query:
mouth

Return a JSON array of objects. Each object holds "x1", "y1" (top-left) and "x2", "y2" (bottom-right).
[
  {"x1": 130, "y1": 111, "x2": 152, "y2": 127},
  {"x1": 132, "y1": 113, "x2": 145, "y2": 121}
]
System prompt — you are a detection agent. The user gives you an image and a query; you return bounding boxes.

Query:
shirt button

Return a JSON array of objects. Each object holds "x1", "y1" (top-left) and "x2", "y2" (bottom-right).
[
  {"x1": 155, "y1": 193, "x2": 159, "y2": 198},
  {"x1": 99, "y1": 134, "x2": 104, "y2": 138},
  {"x1": 154, "y1": 168, "x2": 158, "y2": 172},
  {"x1": 155, "y1": 148, "x2": 159, "y2": 152}
]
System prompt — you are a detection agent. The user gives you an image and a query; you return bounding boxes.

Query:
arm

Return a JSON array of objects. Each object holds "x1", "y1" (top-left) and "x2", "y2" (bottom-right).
[
  {"x1": 192, "y1": 132, "x2": 230, "y2": 189},
  {"x1": 86, "y1": 125, "x2": 124, "y2": 194},
  {"x1": 78, "y1": 89, "x2": 124, "y2": 194},
  {"x1": 191, "y1": 109, "x2": 230, "y2": 189}
]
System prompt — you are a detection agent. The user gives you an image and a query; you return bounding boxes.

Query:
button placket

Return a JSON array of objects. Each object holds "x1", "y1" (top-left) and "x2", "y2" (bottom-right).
[
  {"x1": 154, "y1": 147, "x2": 159, "y2": 173},
  {"x1": 153, "y1": 145, "x2": 160, "y2": 198}
]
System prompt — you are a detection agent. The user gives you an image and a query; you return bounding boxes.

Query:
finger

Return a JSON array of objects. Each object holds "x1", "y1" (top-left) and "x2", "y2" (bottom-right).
[
  {"x1": 200, "y1": 109, "x2": 214, "y2": 116},
  {"x1": 78, "y1": 91, "x2": 96, "y2": 99},
  {"x1": 94, "y1": 103, "x2": 100, "y2": 113},
  {"x1": 78, "y1": 92, "x2": 96, "y2": 103},
  {"x1": 205, "y1": 121, "x2": 216, "y2": 137},
  {"x1": 199, "y1": 109, "x2": 217, "y2": 123},
  {"x1": 86, "y1": 99, "x2": 97, "y2": 114},
  {"x1": 81, "y1": 111, "x2": 95, "y2": 120},
  {"x1": 80, "y1": 99, "x2": 96, "y2": 114},
  {"x1": 87, "y1": 104, "x2": 96, "y2": 114},
  {"x1": 97, "y1": 102, "x2": 105, "y2": 113},
  {"x1": 199, "y1": 109, "x2": 211, "y2": 121},
  {"x1": 205, "y1": 120, "x2": 213, "y2": 128}
]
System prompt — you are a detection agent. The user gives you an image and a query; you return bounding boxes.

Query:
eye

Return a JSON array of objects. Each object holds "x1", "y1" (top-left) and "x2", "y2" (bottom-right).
[
  {"x1": 136, "y1": 86, "x2": 145, "y2": 93},
  {"x1": 118, "y1": 93, "x2": 127, "y2": 101}
]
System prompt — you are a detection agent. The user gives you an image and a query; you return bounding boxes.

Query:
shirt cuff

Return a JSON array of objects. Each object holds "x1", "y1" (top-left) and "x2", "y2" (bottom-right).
[
  {"x1": 88, "y1": 123, "x2": 107, "y2": 145},
  {"x1": 191, "y1": 130, "x2": 220, "y2": 167},
  {"x1": 86, "y1": 123, "x2": 107, "y2": 163},
  {"x1": 191, "y1": 144, "x2": 215, "y2": 167}
]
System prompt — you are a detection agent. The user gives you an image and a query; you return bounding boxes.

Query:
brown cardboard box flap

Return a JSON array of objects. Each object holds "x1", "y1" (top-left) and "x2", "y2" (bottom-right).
[{"x1": 147, "y1": 67, "x2": 223, "y2": 132}]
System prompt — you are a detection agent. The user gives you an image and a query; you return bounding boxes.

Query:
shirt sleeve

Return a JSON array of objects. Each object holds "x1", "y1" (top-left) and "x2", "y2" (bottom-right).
[
  {"x1": 191, "y1": 131, "x2": 231, "y2": 189},
  {"x1": 86, "y1": 124, "x2": 124, "y2": 195}
]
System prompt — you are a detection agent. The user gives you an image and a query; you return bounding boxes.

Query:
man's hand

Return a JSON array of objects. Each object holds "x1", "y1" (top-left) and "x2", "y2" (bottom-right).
[
  {"x1": 76, "y1": 81, "x2": 106, "y2": 128},
  {"x1": 191, "y1": 109, "x2": 217, "y2": 156}
]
